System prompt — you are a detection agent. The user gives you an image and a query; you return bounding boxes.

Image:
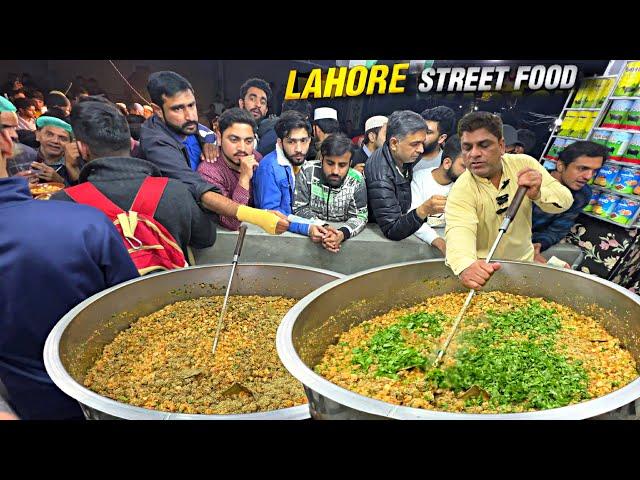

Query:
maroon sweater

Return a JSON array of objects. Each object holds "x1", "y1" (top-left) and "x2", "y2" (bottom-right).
[{"x1": 197, "y1": 152, "x2": 263, "y2": 231}]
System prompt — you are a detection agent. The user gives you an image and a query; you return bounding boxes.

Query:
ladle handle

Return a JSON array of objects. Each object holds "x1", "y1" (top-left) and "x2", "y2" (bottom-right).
[
  {"x1": 233, "y1": 224, "x2": 248, "y2": 259},
  {"x1": 505, "y1": 185, "x2": 528, "y2": 222},
  {"x1": 498, "y1": 185, "x2": 529, "y2": 234}
]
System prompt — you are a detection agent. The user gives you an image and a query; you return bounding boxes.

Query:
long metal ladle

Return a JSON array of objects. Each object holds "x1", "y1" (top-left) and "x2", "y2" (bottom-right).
[
  {"x1": 212, "y1": 224, "x2": 248, "y2": 357},
  {"x1": 433, "y1": 185, "x2": 529, "y2": 367}
]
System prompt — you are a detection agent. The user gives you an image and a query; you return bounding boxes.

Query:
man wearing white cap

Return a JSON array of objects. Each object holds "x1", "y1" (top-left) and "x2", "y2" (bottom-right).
[
  {"x1": 309, "y1": 107, "x2": 341, "y2": 161},
  {"x1": 351, "y1": 115, "x2": 387, "y2": 174}
]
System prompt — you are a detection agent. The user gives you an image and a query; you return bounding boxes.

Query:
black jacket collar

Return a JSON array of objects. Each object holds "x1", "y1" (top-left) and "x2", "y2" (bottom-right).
[
  {"x1": 381, "y1": 143, "x2": 413, "y2": 182},
  {"x1": 78, "y1": 157, "x2": 162, "y2": 184}
]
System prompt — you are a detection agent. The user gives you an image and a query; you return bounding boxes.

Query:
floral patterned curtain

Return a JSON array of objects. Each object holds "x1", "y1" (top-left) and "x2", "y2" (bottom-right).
[{"x1": 564, "y1": 213, "x2": 639, "y2": 295}]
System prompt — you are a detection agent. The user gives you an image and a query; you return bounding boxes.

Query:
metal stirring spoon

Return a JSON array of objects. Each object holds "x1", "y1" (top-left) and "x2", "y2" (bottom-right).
[
  {"x1": 212, "y1": 224, "x2": 248, "y2": 356},
  {"x1": 433, "y1": 185, "x2": 529, "y2": 367}
]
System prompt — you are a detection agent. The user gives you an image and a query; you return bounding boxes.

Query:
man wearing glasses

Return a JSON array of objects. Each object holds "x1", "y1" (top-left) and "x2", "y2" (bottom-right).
[
  {"x1": 445, "y1": 112, "x2": 573, "y2": 290},
  {"x1": 253, "y1": 110, "x2": 328, "y2": 241}
]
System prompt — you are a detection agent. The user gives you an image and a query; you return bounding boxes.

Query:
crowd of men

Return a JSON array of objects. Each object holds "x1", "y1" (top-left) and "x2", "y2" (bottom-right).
[{"x1": 0, "y1": 69, "x2": 608, "y2": 419}]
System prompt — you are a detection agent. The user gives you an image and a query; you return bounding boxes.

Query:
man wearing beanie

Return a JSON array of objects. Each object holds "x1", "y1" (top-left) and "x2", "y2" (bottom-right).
[{"x1": 32, "y1": 114, "x2": 74, "y2": 185}]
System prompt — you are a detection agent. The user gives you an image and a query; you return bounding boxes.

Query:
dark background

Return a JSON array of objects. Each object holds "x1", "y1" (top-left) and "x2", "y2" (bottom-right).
[{"x1": 1, "y1": 59, "x2": 610, "y2": 158}]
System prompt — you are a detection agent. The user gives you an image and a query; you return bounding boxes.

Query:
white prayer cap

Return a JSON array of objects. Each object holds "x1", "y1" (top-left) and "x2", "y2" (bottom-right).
[
  {"x1": 314, "y1": 107, "x2": 338, "y2": 121},
  {"x1": 365, "y1": 115, "x2": 388, "y2": 132}
]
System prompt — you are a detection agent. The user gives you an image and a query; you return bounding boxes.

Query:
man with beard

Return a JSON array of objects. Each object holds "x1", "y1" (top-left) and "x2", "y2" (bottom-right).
[
  {"x1": 350, "y1": 115, "x2": 387, "y2": 173},
  {"x1": 365, "y1": 110, "x2": 440, "y2": 241},
  {"x1": 445, "y1": 112, "x2": 573, "y2": 289},
  {"x1": 253, "y1": 110, "x2": 328, "y2": 241},
  {"x1": 140, "y1": 73, "x2": 217, "y2": 173},
  {"x1": 256, "y1": 99, "x2": 312, "y2": 157},
  {"x1": 238, "y1": 77, "x2": 273, "y2": 149},
  {"x1": 294, "y1": 133, "x2": 368, "y2": 253},
  {"x1": 239, "y1": 77, "x2": 270, "y2": 124},
  {"x1": 51, "y1": 99, "x2": 216, "y2": 259},
  {"x1": 410, "y1": 135, "x2": 466, "y2": 255},
  {"x1": 413, "y1": 106, "x2": 457, "y2": 173},
  {"x1": 197, "y1": 108, "x2": 260, "y2": 231},
  {"x1": 309, "y1": 107, "x2": 340, "y2": 160},
  {"x1": 139, "y1": 71, "x2": 288, "y2": 235}
]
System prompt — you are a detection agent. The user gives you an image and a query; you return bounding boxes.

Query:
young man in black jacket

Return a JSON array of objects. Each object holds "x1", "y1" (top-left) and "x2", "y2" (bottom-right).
[
  {"x1": 365, "y1": 110, "x2": 442, "y2": 241},
  {"x1": 51, "y1": 100, "x2": 216, "y2": 257}
]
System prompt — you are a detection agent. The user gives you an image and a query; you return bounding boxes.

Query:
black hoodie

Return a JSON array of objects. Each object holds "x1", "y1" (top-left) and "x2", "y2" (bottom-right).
[{"x1": 51, "y1": 156, "x2": 216, "y2": 254}]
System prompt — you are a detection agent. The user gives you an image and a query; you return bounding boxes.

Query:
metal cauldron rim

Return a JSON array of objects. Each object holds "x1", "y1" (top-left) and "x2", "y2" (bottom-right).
[
  {"x1": 44, "y1": 262, "x2": 344, "y2": 420},
  {"x1": 276, "y1": 259, "x2": 640, "y2": 420}
]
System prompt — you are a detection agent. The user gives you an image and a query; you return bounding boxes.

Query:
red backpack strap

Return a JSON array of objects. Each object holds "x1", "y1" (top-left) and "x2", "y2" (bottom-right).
[
  {"x1": 130, "y1": 177, "x2": 169, "y2": 218},
  {"x1": 64, "y1": 182, "x2": 124, "y2": 218}
]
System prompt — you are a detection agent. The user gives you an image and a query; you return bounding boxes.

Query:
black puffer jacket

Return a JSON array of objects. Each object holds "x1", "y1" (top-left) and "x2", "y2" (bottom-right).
[{"x1": 364, "y1": 144, "x2": 423, "y2": 240}]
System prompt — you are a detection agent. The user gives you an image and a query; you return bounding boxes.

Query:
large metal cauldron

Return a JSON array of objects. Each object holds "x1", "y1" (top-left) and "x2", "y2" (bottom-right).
[
  {"x1": 277, "y1": 260, "x2": 640, "y2": 419},
  {"x1": 44, "y1": 263, "x2": 343, "y2": 420}
]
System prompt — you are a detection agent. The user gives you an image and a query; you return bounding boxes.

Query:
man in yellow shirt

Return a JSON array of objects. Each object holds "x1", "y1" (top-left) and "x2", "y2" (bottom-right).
[{"x1": 445, "y1": 112, "x2": 573, "y2": 289}]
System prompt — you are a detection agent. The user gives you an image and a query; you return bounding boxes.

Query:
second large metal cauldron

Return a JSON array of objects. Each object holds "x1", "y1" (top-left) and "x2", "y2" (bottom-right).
[{"x1": 277, "y1": 260, "x2": 640, "y2": 419}]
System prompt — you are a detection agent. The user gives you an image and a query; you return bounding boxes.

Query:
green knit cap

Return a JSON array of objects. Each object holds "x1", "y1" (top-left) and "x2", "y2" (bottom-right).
[
  {"x1": 36, "y1": 115, "x2": 73, "y2": 133},
  {"x1": 0, "y1": 96, "x2": 17, "y2": 113}
]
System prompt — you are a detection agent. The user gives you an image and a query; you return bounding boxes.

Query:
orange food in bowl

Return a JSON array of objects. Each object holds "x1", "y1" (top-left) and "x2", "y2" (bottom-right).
[{"x1": 30, "y1": 182, "x2": 64, "y2": 197}]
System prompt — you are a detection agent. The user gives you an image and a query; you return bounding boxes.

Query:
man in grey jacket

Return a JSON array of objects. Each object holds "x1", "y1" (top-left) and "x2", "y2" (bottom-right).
[{"x1": 294, "y1": 133, "x2": 368, "y2": 253}]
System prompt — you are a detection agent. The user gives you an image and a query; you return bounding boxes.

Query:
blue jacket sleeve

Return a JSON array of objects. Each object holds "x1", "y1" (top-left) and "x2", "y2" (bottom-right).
[
  {"x1": 198, "y1": 123, "x2": 216, "y2": 144},
  {"x1": 531, "y1": 209, "x2": 580, "y2": 251},
  {"x1": 253, "y1": 162, "x2": 283, "y2": 212},
  {"x1": 288, "y1": 222, "x2": 310, "y2": 236}
]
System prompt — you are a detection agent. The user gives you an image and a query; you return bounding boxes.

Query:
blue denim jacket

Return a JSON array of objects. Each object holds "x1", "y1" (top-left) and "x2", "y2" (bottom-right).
[{"x1": 252, "y1": 147, "x2": 310, "y2": 236}]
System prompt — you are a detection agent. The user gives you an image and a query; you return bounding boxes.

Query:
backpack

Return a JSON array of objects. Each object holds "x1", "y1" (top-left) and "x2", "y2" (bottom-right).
[{"x1": 65, "y1": 177, "x2": 188, "y2": 275}]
